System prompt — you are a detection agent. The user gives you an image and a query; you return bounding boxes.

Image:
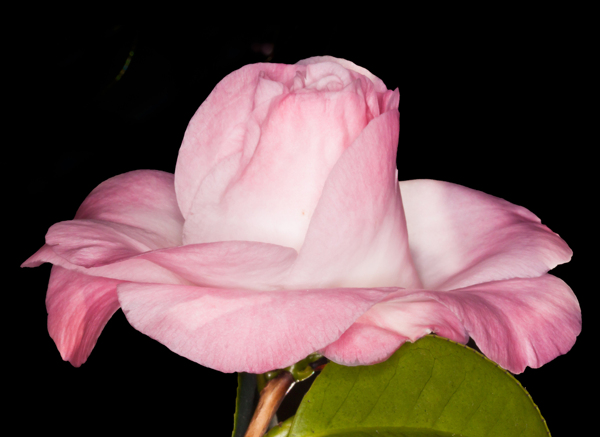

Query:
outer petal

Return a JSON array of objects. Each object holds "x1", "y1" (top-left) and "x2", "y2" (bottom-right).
[
  {"x1": 400, "y1": 179, "x2": 572, "y2": 290},
  {"x1": 46, "y1": 266, "x2": 123, "y2": 367},
  {"x1": 137, "y1": 241, "x2": 297, "y2": 290},
  {"x1": 287, "y1": 109, "x2": 422, "y2": 289},
  {"x1": 42, "y1": 170, "x2": 185, "y2": 268},
  {"x1": 46, "y1": 219, "x2": 171, "y2": 267},
  {"x1": 323, "y1": 275, "x2": 581, "y2": 374},
  {"x1": 75, "y1": 170, "x2": 184, "y2": 245},
  {"x1": 321, "y1": 292, "x2": 468, "y2": 366},
  {"x1": 22, "y1": 244, "x2": 188, "y2": 285},
  {"x1": 117, "y1": 283, "x2": 394, "y2": 373},
  {"x1": 24, "y1": 239, "x2": 297, "y2": 292},
  {"x1": 428, "y1": 274, "x2": 581, "y2": 373}
]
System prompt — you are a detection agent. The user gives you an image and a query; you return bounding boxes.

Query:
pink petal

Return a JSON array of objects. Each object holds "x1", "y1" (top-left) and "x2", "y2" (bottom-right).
[
  {"x1": 296, "y1": 57, "x2": 399, "y2": 117},
  {"x1": 428, "y1": 274, "x2": 581, "y2": 373},
  {"x1": 320, "y1": 323, "x2": 408, "y2": 367},
  {"x1": 321, "y1": 291, "x2": 468, "y2": 366},
  {"x1": 400, "y1": 179, "x2": 572, "y2": 290},
  {"x1": 175, "y1": 62, "x2": 301, "y2": 220},
  {"x1": 75, "y1": 170, "x2": 184, "y2": 246},
  {"x1": 323, "y1": 275, "x2": 581, "y2": 374},
  {"x1": 287, "y1": 109, "x2": 422, "y2": 290},
  {"x1": 117, "y1": 283, "x2": 394, "y2": 373},
  {"x1": 297, "y1": 56, "x2": 389, "y2": 94},
  {"x1": 138, "y1": 241, "x2": 297, "y2": 290},
  {"x1": 181, "y1": 73, "x2": 376, "y2": 251},
  {"x1": 43, "y1": 170, "x2": 184, "y2": 268},
  {"x1": 22, "y1": 244, "x2": 188, "y2": 285},
  {"x1": 46, "y1": 220, "x2": 169, "y2": 267},
  {"x1": 45, "y1": 266, "x2": 123, "y2": 367},
  {"x1": 24, "y1": 240, "x2": 296, "y2": 291}
]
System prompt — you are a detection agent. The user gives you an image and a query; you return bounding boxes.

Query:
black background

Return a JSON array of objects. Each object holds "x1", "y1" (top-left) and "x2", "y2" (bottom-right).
[{"x1": 14, "y1": 13, "x2": 589, "y2": 435}]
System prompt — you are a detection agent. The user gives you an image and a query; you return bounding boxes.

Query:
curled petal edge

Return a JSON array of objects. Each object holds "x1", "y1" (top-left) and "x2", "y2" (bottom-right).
[
  {"x1": 46, "y1": 266, "x2": 123, "y2": 367},
  {"x1": 322, "y1": 274, "x2": 580, "y2": 374}
]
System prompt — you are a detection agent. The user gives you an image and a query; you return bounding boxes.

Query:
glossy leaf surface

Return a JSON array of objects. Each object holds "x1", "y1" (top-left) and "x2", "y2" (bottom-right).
[{"x1": 286, "y1": 335, "x2": 549, "y2": 437}]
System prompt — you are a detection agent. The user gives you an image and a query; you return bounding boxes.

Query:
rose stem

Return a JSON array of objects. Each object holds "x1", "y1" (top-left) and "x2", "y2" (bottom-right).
[{"x1": 244, "y1": 371, "x2": 295, "y2": 437}]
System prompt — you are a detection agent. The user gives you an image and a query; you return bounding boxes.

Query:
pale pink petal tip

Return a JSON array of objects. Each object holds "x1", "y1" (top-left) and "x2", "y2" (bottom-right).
[{"x1": 21, "y1": 244, "x2": 50, "y2": 268}]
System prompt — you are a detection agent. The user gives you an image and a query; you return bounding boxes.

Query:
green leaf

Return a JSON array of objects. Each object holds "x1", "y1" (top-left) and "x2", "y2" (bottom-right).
[
  {"x1": 232, "y1": 372, "x2": 257, "y2": 437},
  {"x1": 265, "y1": 416, "x2": 295, "y2": 437},
  {"x1": 288, "y1": 335, "x2": 550, "y2": 437}
]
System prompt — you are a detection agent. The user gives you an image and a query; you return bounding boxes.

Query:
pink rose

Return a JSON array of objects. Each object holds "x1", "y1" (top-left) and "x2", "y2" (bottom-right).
[{"x1": 22, "y1": 56, "x2": 580, "y2": 374}]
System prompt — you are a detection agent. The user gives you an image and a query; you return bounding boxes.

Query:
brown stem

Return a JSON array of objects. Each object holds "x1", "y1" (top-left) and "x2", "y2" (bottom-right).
[{"x1": 244, "y1": 371, "x2": 295, "y2": 437}]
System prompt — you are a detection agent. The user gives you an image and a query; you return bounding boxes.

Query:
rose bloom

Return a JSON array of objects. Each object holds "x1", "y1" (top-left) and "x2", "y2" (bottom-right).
[{"x1": 23, "y1": 56, "x2": 580, "y2": 374}]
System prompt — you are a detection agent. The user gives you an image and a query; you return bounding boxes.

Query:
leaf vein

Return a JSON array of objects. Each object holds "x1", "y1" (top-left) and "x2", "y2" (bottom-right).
[
  {"x1": 327, "y1": 369, "x2": 360, "y2": 426},
  {"x1": 409, "y1": 358, "x2": 435, "y2": 415},
  {"x1": 362, "y1": 365, "x2": 398, "y2": 423},
  {"x1": 431, "y1": 369, "x2": 467, "y2": 428}
]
